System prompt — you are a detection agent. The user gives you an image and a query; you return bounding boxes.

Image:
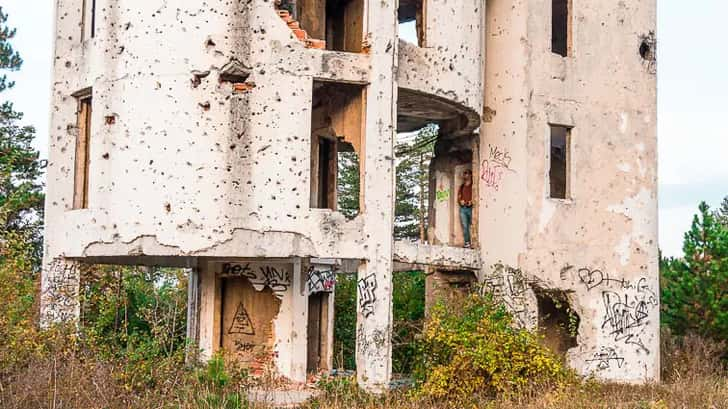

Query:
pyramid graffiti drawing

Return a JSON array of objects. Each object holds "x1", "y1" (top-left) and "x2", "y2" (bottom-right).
[{"x1": 228, "y1": 302, "x2": 255, "y2": 335}]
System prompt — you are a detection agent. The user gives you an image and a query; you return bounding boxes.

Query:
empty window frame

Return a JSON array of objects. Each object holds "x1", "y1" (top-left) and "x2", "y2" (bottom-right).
[
  {"x1": 549, "y1": 125, "x2": 571, "y2": 199},
  {"x1": 398, "y1": 0, "x2": 426, "y2": 47},
  {"x1": 551, "y1": 0, "x2": 571, "y2": 56},
  {"x1": 81, "y1": 0, "x2": 97, "y2": 41},
  {"x1": 296, "y1": 0, "x2": 364, "y2": 53},
  {"x1": 74, "y1": 92, "x2": 92, "y2": 209},
  {"x1": 310, "y1": 80, "x2": 365, "y2": 211}
]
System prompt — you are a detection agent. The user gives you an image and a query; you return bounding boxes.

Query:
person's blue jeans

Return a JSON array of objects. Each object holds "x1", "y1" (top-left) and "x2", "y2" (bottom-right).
[{"x1": 459, "y1": 206, "x2": 472, "y2": 245}]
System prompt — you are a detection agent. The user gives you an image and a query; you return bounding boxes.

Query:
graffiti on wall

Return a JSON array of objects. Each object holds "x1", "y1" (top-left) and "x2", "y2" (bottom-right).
[
  {"x1": 221, "y1": 262, "x2": 291, "y2": 299},
  {"x1": 228, "y1": 302, "x2": 255, "y2": 335},
  {"x1": 481, "y1": 144, "x2": 514, "y2": 191},
  {"x1": 41, "y1": 258, "x2": 81, "y2": 324},
  {"x1": 357, "y1": 273, "x2": 378, "y2": 318},
  {"x1": 356, "y1": 326, "x2": 388, "y2": 359},
  {"x1": 307, "y1": 266, "x2": 336, "y2": 294},
  {"x1": 436, "y1": 188, "x2": 450, "y2": 202},
  {"x1": 568, "y1": 266, "x2": 659, "y2": 355},
  {"x1": 482, "y1": 264, "x2": 541, "y2": 328},
  {"x1": 585, "y1": 346, "x2": 626, "y2": 370}
]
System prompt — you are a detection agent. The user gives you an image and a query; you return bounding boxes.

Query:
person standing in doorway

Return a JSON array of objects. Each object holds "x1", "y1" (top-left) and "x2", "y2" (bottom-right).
[{"x1": 458, "y1": 169, "x2": 474, "y2": 248}]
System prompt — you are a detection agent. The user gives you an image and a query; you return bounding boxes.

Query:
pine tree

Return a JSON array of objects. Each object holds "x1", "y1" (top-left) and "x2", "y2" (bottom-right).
[
  {"x1": 337, "y1": 151, "x2": 360, "y2": 219},
  {"x1": 394, "y1": 124, "x2": 436, "y2": 240},
  {"x1": 714, "y1": 195, "x2": 728, "y2": 227},
  {"x1": 0, "y1": 6, "x2": 44, "y2": 259},
  {"x1": 661, "y1": 202, "x2": 728, "y2": 341}
]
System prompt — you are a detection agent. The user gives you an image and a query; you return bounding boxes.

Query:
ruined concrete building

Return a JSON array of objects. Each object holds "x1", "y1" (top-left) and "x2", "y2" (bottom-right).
[{"x1": 42, "y1": 0, "x2": 658, "y2": 392}]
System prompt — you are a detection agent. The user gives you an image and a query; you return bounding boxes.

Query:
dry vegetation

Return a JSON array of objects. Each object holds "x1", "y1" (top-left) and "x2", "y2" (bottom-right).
[{"x1": 1, "y1": 328, "x2": 726, "y2": 409}]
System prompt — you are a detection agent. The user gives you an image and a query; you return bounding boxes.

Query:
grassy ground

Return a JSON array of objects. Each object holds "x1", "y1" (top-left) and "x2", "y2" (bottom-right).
[{"x1": 1, "y1": 333, "x2": 726, "y2": 408}]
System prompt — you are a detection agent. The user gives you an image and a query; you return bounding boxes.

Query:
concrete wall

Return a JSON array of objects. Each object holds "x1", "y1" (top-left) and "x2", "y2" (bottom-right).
[
  {"x1": 481, "y1": 0, "x2": 658, "y2": 382},
  {"x1": 42, "y1": 0, "x2": 657, "y2": 390}
]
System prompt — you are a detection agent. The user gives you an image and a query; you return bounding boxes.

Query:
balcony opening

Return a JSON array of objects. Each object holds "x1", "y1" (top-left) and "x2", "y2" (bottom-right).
[
  {"x1": 291, "y1": 0, "x2": 364, "y2": 53},
  {"x1": 73, "y1": 90, "x2": 92, "y2": 209},
  {"x1": 552, "y1": 0, "x2": 571, "y2": 57},
  {"x1": 549, "y1": 125, "x2": 571, "y2": 199},
  {"x1": 398, "y1": 0, "x2": 425, "y2": 46},
  {"x1": 310, "y1": 80, "x2": 365, "y2": 214}
]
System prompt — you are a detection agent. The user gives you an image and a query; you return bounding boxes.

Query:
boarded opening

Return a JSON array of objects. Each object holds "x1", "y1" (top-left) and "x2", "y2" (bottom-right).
[
  {"x1": 307, "y1": 292, "x2": 331, "y2": 373},
  {"x1": 296, "y1": 0, "x2": 364, "y2": 53},
  {"x1": 536, "y1": 290, "x2": 579, "y2": 358},
  {"x1": 221, "y1": 277, "x2": 282, "y2": 367},
  {"x1": 73, "y1": 91, "x2": 92, "y2": 209},
  {"x1": 310, "y1": 81, "x2": 365, "y2": 211},
  {"x1": 552, "y1": 0, "x2": 570, "y2": 57},
  {"x1": 549, "y1": 125, "x2": 570, "y2": 199}
]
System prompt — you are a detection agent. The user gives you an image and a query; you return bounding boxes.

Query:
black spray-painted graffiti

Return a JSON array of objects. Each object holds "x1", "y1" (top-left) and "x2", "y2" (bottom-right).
[
  {"x1": 233, "y1": 340, "x2": 256, "y2": 353},
  {"x1": 482, "y1": 264, "x2": 542, "y2": 328},
  {"x1": 221, "y1": 262, "x2": 291, "y2": 299},
  {"x1": 357, "y1": 274, "x2": 378, "y2": 318},
  {"x1": 228, "y1": 302, "x2": 255, "y2": 335},
  {"x1": 601, "y1": 287, "x2": 657, "y2": 354},
  {"x1": 571, "y1": 266, "x2": 658, "y2": 354},
  {"x1": 586, "y1": 347, "x2": 626, "y2": 370},
  {"x1": 356, "y1": 326, "x2": 388, "y2": 359},
  {"x1": 307, "y1": 266, "x2": 336, "y2": 294},
  {"x1": 481, "y1": 144, "x2": 514, "y2": 191},
  {"x1": 41, "y1": 258, "x2": 81, "y2": 324}
]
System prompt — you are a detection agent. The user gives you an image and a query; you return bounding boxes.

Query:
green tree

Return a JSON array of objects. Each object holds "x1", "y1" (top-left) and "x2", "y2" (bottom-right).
[
  {"x1": 661, "y1": 202, "x2": 728, "y2": 342},
  {"x1": 0, "y1": 7, "x2": 43, "y2": 255},
  {"x1": 714, "y1": 195, "x2": 728, "y2": 227},
  {"x1": 394, "y1": 124, "x2": 436, "y2": 240},
  {"x1": 0, "y1": 8, "x2": 46, "y2": 373},
  {"x1": 337, "y1": 151, "x2": 360, "y2": 219}
]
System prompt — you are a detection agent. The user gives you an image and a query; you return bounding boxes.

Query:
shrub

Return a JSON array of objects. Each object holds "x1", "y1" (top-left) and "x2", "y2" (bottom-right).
[
  {"x1": 333, "y1": 271, "x2": 426, "y2": 373},
  {"x1": 414, "y1": 290, "x2": 573, "y2": 401}
]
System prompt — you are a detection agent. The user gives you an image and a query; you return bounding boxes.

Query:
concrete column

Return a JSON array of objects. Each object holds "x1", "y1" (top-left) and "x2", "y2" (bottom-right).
[
  {"x1": 40, "y1": 256, "x2": 81, "y2": 327},
  {"x1": 355, "y1": 0, "x2": 398, "y2": 393},
  {"x1": 286, "y1": 258, "x2": 308, "y2": 382},
  {"x1": 198, "y1": 262, "x2": 219, "y2": 361}
]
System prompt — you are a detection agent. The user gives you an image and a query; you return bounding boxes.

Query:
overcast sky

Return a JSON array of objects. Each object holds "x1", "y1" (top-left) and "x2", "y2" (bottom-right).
[{"x1": 2, "y1": 1, "x2": 726, "y2": 258}]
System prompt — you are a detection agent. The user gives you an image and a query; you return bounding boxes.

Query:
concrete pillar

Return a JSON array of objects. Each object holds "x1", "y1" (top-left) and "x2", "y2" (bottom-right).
[
  {"x1": 40, "y1": 257, "x2": 81, "y2": 327},
  {"x1": 354, "y1": 0, "x2": 398, "y2": 393},
  {"x1": 280, "y1": 258, "x2": 308, "y2": 382}
]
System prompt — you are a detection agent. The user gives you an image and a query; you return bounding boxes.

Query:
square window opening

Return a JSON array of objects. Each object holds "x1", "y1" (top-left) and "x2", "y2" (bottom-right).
[
  {"x1": 293, "y1": 0, "x2": 364, "y2": 53},
  {"x1": 310, "y1": 80, "x2": 365, "y2": 214}
]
